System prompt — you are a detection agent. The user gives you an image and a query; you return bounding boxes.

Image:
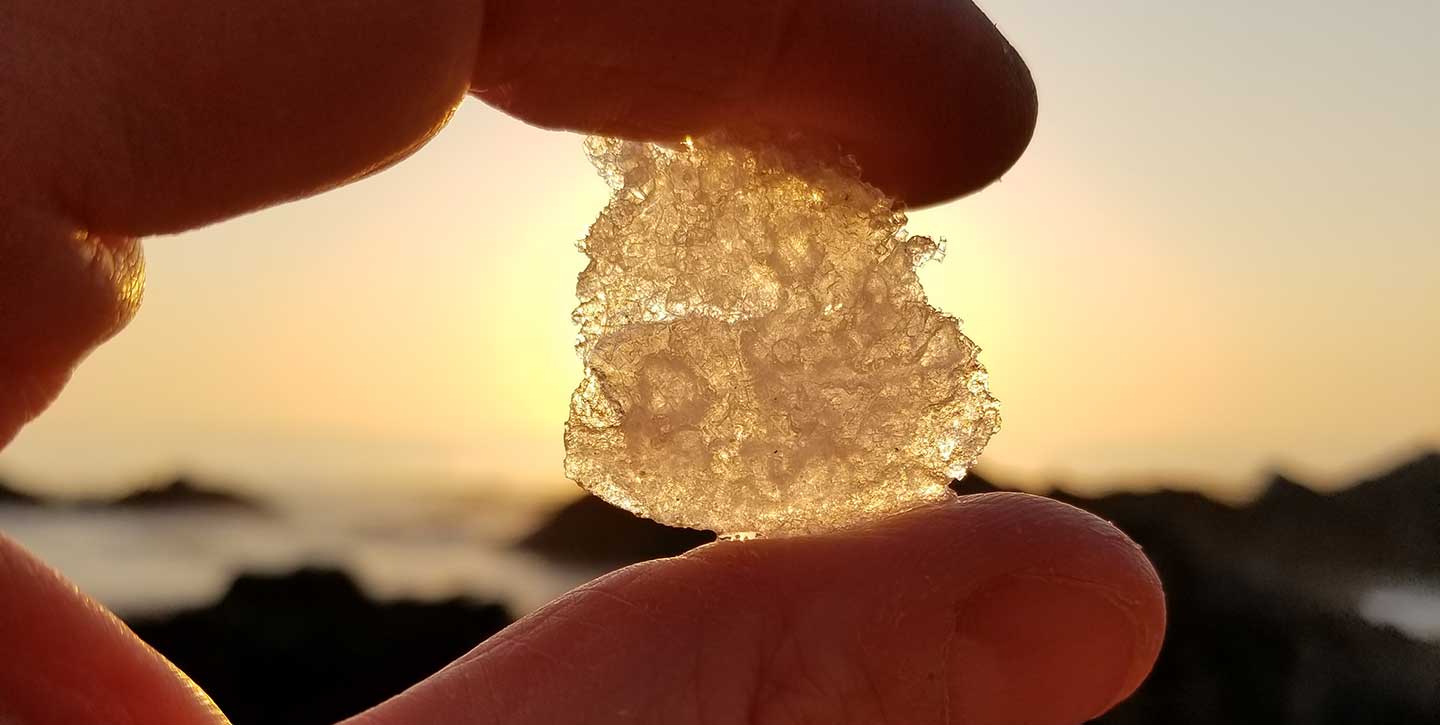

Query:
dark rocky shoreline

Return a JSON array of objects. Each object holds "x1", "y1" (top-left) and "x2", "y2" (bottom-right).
[
  {"x1": 25, "y1": 451, "x2": 1437, "y2": 723},
  {"x1": 129, "y1": 568, "x2": 512, "y2": 725},
  {"x1": 0, "y1": 474, "x2": 269, "y2": 513}
]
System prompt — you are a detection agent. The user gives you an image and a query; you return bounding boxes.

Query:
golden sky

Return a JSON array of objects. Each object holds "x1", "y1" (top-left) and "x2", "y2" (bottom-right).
[{"x1": 4, "y1": 1, "x2": 1437, "y2": 500}]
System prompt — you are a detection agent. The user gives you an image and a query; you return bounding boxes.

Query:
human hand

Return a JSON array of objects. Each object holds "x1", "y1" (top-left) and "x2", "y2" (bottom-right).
[
  {"x1": 3, "y1": 494, "x2": 1161, "y2": 725},
  {"x1": 0, "y1": 2, "x2": 1163, "y2": 723}
]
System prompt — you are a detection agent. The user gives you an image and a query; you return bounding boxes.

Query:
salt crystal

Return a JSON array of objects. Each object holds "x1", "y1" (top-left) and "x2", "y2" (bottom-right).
[{"x1": 565, "y1": 135, "x2": 999, "y2": 537}]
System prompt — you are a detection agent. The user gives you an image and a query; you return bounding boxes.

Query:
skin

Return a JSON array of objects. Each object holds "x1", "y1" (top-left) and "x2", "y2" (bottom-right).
[{"x1": 0, "y1": 1, "x2": 1165, "y2": 723}]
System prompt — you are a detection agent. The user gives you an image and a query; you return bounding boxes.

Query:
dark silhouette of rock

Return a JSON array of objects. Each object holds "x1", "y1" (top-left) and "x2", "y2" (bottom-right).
[
  {"x1": 129, "y1": 568, "x2": 513, "y2": 725},
  {"x1": 0, "y1": 473, "x2": 269, "y2": 511},
  {"x1": 956, "y1": 453, "x2": 1440, "y2": 581},
  {"x1": 0, "y1": 476, "x2": 44, "y2": 506},
  {"x1": 949, "y1": 468, "x2": 1000, "y2": 496},
  {"x1": 104, "y1": 476, "x2": 268, "y2": 513},
  {"x1": 517, "y1": 492, "x2": 715, "y2": 565},
  {"x1": 1323, "y1": 452, "x2": 1440, "y2": 571},
  {"x1": 1096, "y1": 547, "x2": 1440, "y2": 725},
  {"x1": 1252, "y1": 472, "x2": 1325, "y2": 511}
]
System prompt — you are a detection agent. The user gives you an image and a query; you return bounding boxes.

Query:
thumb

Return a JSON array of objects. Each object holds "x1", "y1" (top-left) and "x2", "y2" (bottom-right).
[
  {"x1": 350, "y1": 493, "x2": 1165, "y2": 724},
  {"x1": 0, "y1": 533, "x2": 228, "y2": 725}
]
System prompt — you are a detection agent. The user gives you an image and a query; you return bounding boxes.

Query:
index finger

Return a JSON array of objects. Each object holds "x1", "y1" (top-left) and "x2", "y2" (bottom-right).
[
  {"x1": 20, "y1": 0, "x2": 1034, "y2": 240},
  {"x1": 475, "y1": 0, "x2": 1039, "y2": 207}
]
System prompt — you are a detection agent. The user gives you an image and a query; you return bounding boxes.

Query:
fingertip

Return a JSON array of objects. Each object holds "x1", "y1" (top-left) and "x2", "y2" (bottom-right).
[
  {"x1": 0, "y1": 215, "x2": 144, "y2": 454},
  {"x1": 472, "y1": 0, "x2": 1039, "y2": 206},
  {"x1": 912, "y1": 493, "x2": 1165, "y2": 721},
  {"x1": 751, "y1": 1, "x2": 1040, "y2": 206},
  {"x1": 695, "y1": 492, "x2": 1165, "y2": 722},
  {"x1": 866, "y1": 29, "x2": 1040, "y2": 207}
]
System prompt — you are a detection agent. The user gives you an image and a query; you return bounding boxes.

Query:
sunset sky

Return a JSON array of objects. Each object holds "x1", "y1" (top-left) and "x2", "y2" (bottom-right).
[{"x1": 4, "y1": 0, "x2": 1436, "y2": 500}]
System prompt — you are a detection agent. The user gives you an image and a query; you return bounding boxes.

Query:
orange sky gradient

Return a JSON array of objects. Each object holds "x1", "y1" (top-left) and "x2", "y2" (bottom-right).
[{"x1": 3, "y1": 1, "x2": 1436, "y2": 501}]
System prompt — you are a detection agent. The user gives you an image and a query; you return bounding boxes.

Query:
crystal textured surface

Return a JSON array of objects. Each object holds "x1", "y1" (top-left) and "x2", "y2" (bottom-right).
[{"x1": 565, "y1": 136, "x2": 1000, "y2": 537}]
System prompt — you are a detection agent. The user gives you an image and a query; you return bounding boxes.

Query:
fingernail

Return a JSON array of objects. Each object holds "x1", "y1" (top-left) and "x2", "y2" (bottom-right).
[{"x1": 951, "y1": 573, "x2": 1142, "y2": 723}]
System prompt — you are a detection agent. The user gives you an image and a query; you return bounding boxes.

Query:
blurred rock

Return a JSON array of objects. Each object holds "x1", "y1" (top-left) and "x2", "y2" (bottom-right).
[
  {"x1": 1097, "y1": 555, "x2": 1440, "y2": 724},
  {"x1": 517, "y1": 492, "x2": 715, "y2": 565},
  {"x1": 101, "y1": 475, "x2": 269, "y2": 513},
  {"x1": 0, "y1": 476, "x2": 44, "y2": 506},
  {"x1": 0, "y1": 473, "x2": 271, "y2": 512},
  {"x1": 129, "y1": 568, "x2": 513, "y2": 725}
]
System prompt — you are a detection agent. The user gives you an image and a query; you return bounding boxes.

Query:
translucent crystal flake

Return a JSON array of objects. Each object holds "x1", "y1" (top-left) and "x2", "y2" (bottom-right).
[{"x1": 564, "y1": 135, "x2": 1000, "y2": 537}]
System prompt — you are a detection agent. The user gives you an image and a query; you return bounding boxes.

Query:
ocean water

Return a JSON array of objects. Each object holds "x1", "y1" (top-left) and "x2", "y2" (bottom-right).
[
  {"x1": 1359, "y1": 583, "x2": 1440, "y2": 643},
  {"x1": 0, "y1": 490, "x2": 603, "y2": 618}
]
